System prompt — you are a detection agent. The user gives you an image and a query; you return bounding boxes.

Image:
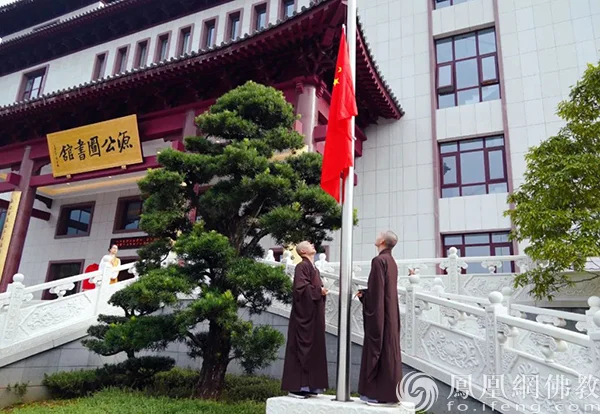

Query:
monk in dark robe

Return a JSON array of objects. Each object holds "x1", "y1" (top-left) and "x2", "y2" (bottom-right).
[
  {"x1": 281, "y1": 241, "x2": 329, "y2": 399},
  {"x1": 356, "y1": 231, "x2": 403, "y2": 406}
]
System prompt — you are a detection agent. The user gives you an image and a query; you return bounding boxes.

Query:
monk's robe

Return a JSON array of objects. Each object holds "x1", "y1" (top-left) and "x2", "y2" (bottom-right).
[
  {"x1": 358, "y1": 248, "x2": 402, "y2": 403},
  {"x1": 281, "y1": 258, "x2": 328, "y2": 392}
]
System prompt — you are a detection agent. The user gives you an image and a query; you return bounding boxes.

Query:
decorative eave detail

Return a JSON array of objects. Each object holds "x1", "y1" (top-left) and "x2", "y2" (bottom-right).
[{"x1": 0, "y1": 0, "x2": 403, "y2": 144}]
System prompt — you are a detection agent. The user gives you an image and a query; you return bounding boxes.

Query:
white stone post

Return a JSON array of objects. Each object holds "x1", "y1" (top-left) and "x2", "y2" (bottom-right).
[
  {"x1": 405, "y1": 274, "x2": 421, "y2": 356},
  {"x1": 431, "y1": 277, "x2": 445, "y2": 324},
  {"x1": 484, "y1": 291, "x2": 506, "y2": 378},
  {"x1": 0, "y1": 274, "x2": 26, "y2": 347},
  {"x1": 440, "y1": 247, "x2": 466, "y2": 295},
  {"x1": 590, "y1": 311, "x2": 600, "y2": 377}
]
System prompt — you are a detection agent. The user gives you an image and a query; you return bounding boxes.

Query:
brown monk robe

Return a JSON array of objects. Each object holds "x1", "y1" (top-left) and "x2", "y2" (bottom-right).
[
  {"x1": 281, "y1": 241, "x2": 329, "y2": 398},
  {"x1": 357, "y1": 231, "x2": 402, "y2": 405}
]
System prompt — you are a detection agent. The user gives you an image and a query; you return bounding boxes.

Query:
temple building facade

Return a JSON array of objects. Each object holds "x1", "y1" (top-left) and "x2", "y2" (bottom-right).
[{"x1": 0, "y1": 0, "x2": 599, "y2": 293}]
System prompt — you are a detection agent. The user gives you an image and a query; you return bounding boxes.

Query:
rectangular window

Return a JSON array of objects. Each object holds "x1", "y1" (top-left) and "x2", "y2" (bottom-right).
[
  {"x1": 20, "y1": 68, "x2": 46, "y2": 100},
  {"x1": 116, "y1": 257, "x2": 138, "y2": 283},
  {"x1": 228, "y1": 12, "x2": 241, "y2": 40},
  {"x1": 440, "y1": 135, "x2": 507, "y2": 198},
  {"x1": 92, "y1": 52, "x2": 107, "y2": 80},
  {"x1": 443, "y1": 232, "x2": 513, "y2": 274},
  {"x1": 114, "y1": 197, "x2": 143, "y2": 232},
  {"x1": 434, "y1": 0, "x2": 471, "y2": 9},
  {"x1": 43, "y1": 261, "x2": 84, "y2": 300},
  {"x1": 155, "y1": 33, "x2": 170, "y2": 62},
  {"x1": 134, "y1": 40, "x2": 149, "y2": 68},
  {"x1": 203, "y1": 19, "x2": 217, "y2": 49},
  {"x1": 56, "y1": 203, "x2": 95, "y2": 238},
  {"x1": 253, "y1": 3, "x2": 268, "y2": 31},
  {"x1": 177, "y1": 26, "x2": 193, "y2": 55},
  {"x1": 436, "y1": 28, "x2": 499, "y2": 109},
  {"x1": 0, "y1": 207, "x2": 6, "y2": 237},
  {"x1": 114, "y1": 46, "x2": 128, "y2": 74},
  {"x1": 281, "y1": 0, "x2": 295, "y2": 18}
]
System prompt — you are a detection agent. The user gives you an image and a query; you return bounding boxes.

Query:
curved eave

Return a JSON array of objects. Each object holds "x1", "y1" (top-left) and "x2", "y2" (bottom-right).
[{"x1": 0, "y1": 0, "x2": 402, "y2": 124}]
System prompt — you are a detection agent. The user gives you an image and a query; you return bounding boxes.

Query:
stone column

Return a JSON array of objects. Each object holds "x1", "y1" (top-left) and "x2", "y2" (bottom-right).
[
  {"x1": 295, "y1": 81, "x2": 318, "y2": 151},
  {"x1": 0, "y1": 146, "x2": 37, "y2": 293}
]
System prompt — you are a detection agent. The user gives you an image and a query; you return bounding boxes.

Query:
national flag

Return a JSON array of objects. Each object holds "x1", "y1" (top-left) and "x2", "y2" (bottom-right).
[{"x1": 320, "y1": 28, "x2": 358, "y2": 203}]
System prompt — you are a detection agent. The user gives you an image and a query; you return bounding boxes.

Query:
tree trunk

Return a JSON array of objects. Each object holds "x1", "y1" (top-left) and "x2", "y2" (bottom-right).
[{"x1": 195, "y1": 322, "x2": 232, "y2": 399}]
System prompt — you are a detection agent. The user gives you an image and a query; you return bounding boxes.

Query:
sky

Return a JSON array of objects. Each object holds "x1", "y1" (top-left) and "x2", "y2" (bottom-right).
[{"x1": 0, "y1": 0, "x2": 18, "y2": 6}]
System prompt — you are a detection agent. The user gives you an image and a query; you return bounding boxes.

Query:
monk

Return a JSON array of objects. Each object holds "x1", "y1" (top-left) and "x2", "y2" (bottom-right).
[
  {"x1": 356, "y1": 231, "x2": 402, "y2": 406},
  {"x1": 281, "y1": 241, "x2": 329, "y2": 399}
]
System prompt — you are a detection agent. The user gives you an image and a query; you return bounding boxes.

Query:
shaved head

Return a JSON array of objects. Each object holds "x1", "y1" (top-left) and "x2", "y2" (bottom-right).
[
  {"x1": 296, "y1": 241, "x2": 316, "y2": 258},
  {"x1": 376, "y1": 231, "x2": 398, "y2": 250}
]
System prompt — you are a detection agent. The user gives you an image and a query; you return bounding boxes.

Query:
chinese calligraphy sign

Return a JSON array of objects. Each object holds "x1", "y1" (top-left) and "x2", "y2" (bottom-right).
[{"x1": 47, "y1": 115, "x2": 143, "y2": 178}]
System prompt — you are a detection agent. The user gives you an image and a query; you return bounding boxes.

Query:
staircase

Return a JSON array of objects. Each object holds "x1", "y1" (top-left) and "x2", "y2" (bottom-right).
[{"x1": 1, "y1": 250, "x2": 599, "y2": 413}]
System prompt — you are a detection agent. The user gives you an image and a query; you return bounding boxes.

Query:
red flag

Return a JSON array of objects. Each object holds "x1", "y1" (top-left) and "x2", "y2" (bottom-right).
[{"x1": 320, "y1": 28, "x2": 358, "y2": 203}]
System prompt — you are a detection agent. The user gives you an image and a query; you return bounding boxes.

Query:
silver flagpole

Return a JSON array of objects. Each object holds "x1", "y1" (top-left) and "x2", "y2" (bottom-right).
[{"x1": 335, "y1": 0, "x2": 357, "y2": 403}]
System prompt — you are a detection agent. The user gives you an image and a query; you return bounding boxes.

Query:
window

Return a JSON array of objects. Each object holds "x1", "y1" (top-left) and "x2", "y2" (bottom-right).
[
  {"x1": 92, "y1": 52, "x2": 107, "y2": 80},
  {"x1": 117, "y1": 257, "x2": 138, "y2": 282},
  {"x1": 155, "y1": 33, "x2": 170, "y2": 62},
  {"x1": 281, "y1": 0, "x2": 295, "y2": 18},
  {"x1": 178, "y1": 26, "x2": 193, "y2": 55},
  {"x1": 0, "y1": 207, "x2": 6, "y2": 237},
  {"x1": 20, "y1": 68, "x2": 46, "y2": 100},
  {"x1": 436, "y1": 29, "x2": 499, "y2": 109},
  {"x1": 114, "y1": 46, "x2": 129, "y2": 74},
  {"x1": 435, "y1": 0, "x2": 471, "y2": 9},
  {"x1": 56, "y1": 203, "x2": 94, "y2": 238},
  {"x1": 440, "y1": 135, "x2": 508, "y2": 198},
  {"x1": 253, "y1": 3, "x2": 268, "y2": 31},
  {"x1": 43, "y1": 261, "x2": 84, "y2": 300},
  {"x1": 202, "y1": 19, "x2": 216, "y2": 48},
  {"x1": 114, "y1": 197, "x2": 143, "y2": 232},
  {"x1": 134, "y1": 40, "x2": 149, "y2": 68},
  {"x1": 227, "y1": 12, "x2": 241, "y2": 40},
  {"x1": 443, "y1": 232, "x2": 513, "y2": 274}
]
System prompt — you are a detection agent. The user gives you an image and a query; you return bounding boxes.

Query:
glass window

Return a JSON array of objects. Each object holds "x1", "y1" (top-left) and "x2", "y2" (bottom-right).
[
  {"x1": 115, "y1": 198, "x2": 143, "y2": 231},
  {"x1": 229, "y1": 13, "x2": 241, "y2": 40},
  {"x1": 434, "y1": 0, "x2": 473, "y2": 8},
  {"x1": 21, "y1": 69, "x2": 46, "y2": 100},
  {"x1": 435, "y1": 29, "x2": 500, "y2": 108},
  {"x1": 254, "y1": 4, "x2": 267, "y2": 30},
  {"x1": 56, "y1": 204, "x2": 94, "y2": 237},
  {"x1": 43, "y1": 262, "x2": 83, "y2": 300},
  {"x1": 93, "y1": 53, "x2": 107, "y2": 80},
  {"x1": 179, "y1": 28, "x2": 192, "y2": 55},
  {"x1": 439, "y1": 136, "x2": 508, "y2": 198},
  {"x1": 443, "y1": 232, "x2": 514, "y2": 274},
  {"x1": 282, "y1": 0, "x2": 295, "y2": 18},
  {"x1": 114, "y1": 47, "x2": 128, "y2": 74},
  {"x1": 135, "y1": 41, "x2": 148, "y2": 68},
  {"x1": 156, "y1": 34, "x2": 169, "y2": 62},
  {"x1": 0, "y1": 207, "x2": 6, "y2": 237},
  {"x1": 204, "y1": 20, "x2": 216, "y2": 48}
]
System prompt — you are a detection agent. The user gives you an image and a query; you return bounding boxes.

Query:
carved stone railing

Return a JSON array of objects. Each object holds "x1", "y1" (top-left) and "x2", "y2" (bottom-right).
[
  {"x1": 0, "y1": 262, "x2": 136, "y2": 367},
  {"x1": 260, "y1": 252, "x2": 600, "y2": 414}
]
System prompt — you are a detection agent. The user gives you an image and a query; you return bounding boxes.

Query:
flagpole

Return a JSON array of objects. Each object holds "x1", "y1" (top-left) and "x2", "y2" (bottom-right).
[{"x1": 335, "y1": 0, "x2": 357, "y2": 403}]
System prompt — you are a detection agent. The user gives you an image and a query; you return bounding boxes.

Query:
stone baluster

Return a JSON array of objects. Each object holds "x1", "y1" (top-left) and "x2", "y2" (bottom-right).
[
  {"x1": 405, "y1": 273, "x2": 421, "y2": 356},
  {"x1": 265, "y1": 249, "x2": 275, "y2": 262},
  {"x1": 591, "y1": 311, "x2": 600, "y2": 376},
  {"x1": 0, "y1": 274, "x2": 26, "y2": 347},
  {"x1": 431, "y1": 277, "x2": 445, "y2": 324},
  {"x1": 484, "y1": 291, "x2": 507, "y2": 377},
  {"x1": 315, "y1": 253, "x2": 327, "y2": 271},
  {"x1": 579, "y1": 296, "x2": 600, "y2": 332},
  {"x1": 439, "y1": 247, "x2": 467, "y2": 295}
]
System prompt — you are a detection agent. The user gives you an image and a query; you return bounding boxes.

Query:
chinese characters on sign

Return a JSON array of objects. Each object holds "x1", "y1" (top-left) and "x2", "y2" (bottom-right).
[
  {"x1": 47, "y1": 115, "x2": 143, "y2": 178},
  {"x1": 110, "y1": 236, "x2": 159, "y2": 250}
]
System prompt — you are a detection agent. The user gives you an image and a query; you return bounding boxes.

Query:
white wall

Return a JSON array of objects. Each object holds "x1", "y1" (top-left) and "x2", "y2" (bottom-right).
[{"x1": 0, "y1": 0, "x2": 307, "y2": 106}]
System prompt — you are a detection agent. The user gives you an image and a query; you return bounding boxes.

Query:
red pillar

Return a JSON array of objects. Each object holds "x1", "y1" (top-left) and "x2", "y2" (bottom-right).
[{"x1": 0, "y1": 146, "x2": 37, "y2": 292}]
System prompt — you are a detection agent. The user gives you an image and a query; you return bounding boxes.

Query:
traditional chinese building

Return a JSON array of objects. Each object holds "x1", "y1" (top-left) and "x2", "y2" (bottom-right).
[{"x1": 1, "y1": 0, "x2": 599, "y2": 293}]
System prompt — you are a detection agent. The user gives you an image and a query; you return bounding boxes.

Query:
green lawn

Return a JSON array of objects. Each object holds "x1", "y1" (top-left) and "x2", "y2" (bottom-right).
[{"x1": 3, "y1": 389, "x2": 265, "y2": 414}]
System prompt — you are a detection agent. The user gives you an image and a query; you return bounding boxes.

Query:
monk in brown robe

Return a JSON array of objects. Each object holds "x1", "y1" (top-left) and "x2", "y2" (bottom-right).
[
  {"x1": 356, "y1": 231, "x2": 402, "y2": 406},
  {"x1": 281, "y1": 241, "x2": 329, "y2": 399}
]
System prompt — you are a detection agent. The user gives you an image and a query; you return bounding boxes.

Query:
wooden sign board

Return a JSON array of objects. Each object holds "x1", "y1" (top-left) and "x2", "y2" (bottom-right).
[{"x1": 47, "y1": 115, "x2": 143, "y2": 178}]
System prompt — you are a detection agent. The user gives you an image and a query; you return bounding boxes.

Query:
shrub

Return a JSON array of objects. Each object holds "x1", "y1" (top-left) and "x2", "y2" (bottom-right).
[
  {"x1": 222, "y1": 374, "x2": 286, "y2": 403},
  {"x1": 146, "y1": 368, "x2": 200, "y2": 399},
  {"x1": 43, "y1": 369, "x2": 100, "y2": 399}
]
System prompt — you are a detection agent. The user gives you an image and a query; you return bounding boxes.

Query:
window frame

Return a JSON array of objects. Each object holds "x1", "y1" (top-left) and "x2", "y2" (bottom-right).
[
  {"x1": 435, "y1": 28, "x2": 500, "y2": 109},
  {"x1": 133, "y1": 38, "x2": 150, "y2": 68},
  {"x1": 280, "y1": 0, "x2": 296, "y2": 19},
  {"x1": 434, "y1": 0, "x2": 472, "y2": 9},
  {"x1": 54, "y1": 202, "x2": 96, "y2": 239},
  {"x1": 225, "y1": 9, "x2": 244, "y2": 41},
  {"x1": 113, "y1": 196, "x2": 144, "y2": 234},
  {"x1": 439, "y1": 135, "x2": 508, "y2": 198},
  {"x1": 201, "y1": 17, "x2": 218, "y2": 49},
  {"x1": 42, "y1": 260, "x2": 85, "y2": 300},
  {"x1": 113, "y1": 45, "x2": 130, "y2": 75},
  {"x1": 17, "y1": 65, "x2": 48, "y2": 101},
  {"x1": 154, "y1": 31, "x2": 172, "y2": 63},
  {"x1": 251, "y1": 1, "x2": 269, "y2": 31},
  {"x1": 91, "y1": 51, "x2": 108, "y2": 80},
  {"x1": 442, "y1": 232, "x2": 514, "y2": 274},
  {"x1": 176, "y1": 24, "x2": 194, "y2": 56}
]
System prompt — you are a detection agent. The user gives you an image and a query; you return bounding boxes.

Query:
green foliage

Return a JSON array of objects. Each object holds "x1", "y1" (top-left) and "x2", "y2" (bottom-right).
[
  {"x1": 145, "y1": 368, "x2": 200, "y2": 399},
  {"x1": 221, "y1": 375, "x2": 286, "y2": 403},
  {"x1": 42, "y1": 357, "x2": 174, "y2": 399},
  {"x1": 6, "y1": 381, "x2": 29, "y2": 403},
  {"x1": 88, "y1": 81, "x2": 346, "y2": 398},
  {"x1": 506, "y1": 62, "x2": 600, "y2": 300},
  {"x1": 6, "y1": 389, "x2": 266, "y2": 414}
]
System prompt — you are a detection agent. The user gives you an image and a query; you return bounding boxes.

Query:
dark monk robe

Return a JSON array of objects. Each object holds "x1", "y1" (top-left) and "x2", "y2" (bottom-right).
[
  {"x1": 281, "y1": 258, "x2": 328, "y2": 393},
  {"x1": 358, "y1": 248, "x2": 402, "y2": 403}
]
